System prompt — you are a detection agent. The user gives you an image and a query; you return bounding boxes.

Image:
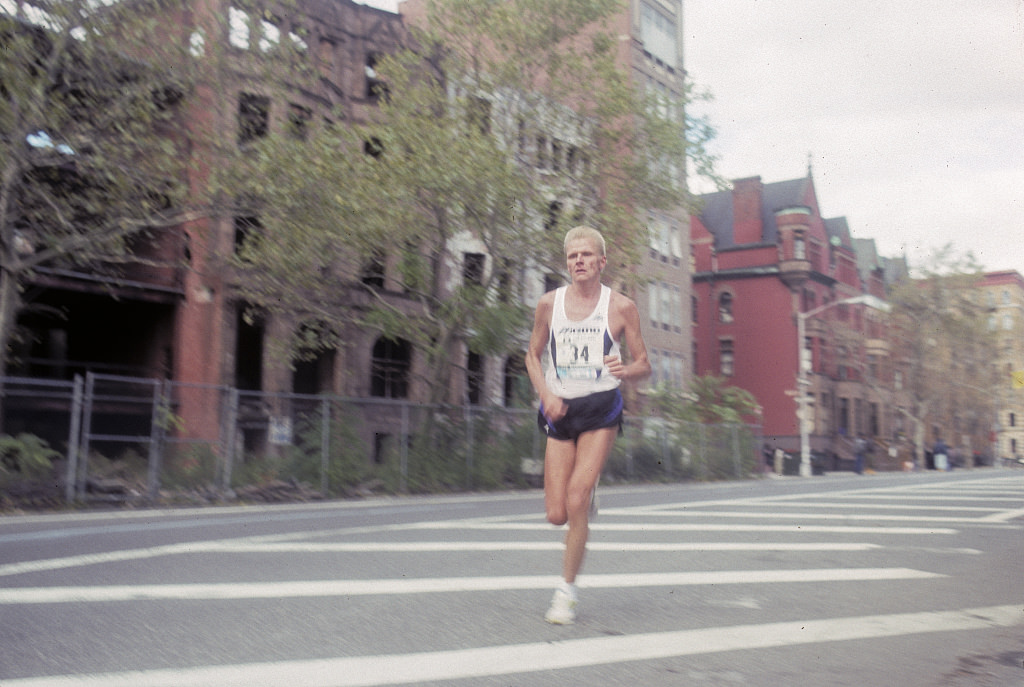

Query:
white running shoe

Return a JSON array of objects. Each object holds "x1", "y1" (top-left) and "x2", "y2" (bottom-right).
[{"x1": 544, "y1": 587, "x2": 577, "y2": 625}]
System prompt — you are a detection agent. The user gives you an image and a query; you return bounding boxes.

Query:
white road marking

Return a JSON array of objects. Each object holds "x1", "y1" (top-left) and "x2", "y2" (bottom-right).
[
  {"x1": 613, "y1": 502, "x2": 1005, "y2": 512},
  {"x1": 0, "y1": 567, "x2": 940, "y2": 604},
  {"x1": 596, "y1": 510, "x2": 985, "y2": 523},
  {"x1": 3, "y1": 604, "x2": 1020, "y2": 687},
  {"x1": 980, "y1": 507, "x2": 1024, "y2": 523},
  {"x1": 0, "y1": 542, "x2": 224, "y2": 577},
  {"x1": 0, "y1": 541, "x2": 881, "y2": 578},
  {"x1": 416, "y1": 521, "x2": 959, "y2": 534},
  {"x1": 213, "y1": 541, "x2": 881, "y2": 553}
]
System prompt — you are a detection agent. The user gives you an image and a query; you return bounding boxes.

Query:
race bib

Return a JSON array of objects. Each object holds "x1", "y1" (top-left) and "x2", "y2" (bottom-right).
[{"x1": 554, "y1": 326, "x2": 605, "y2": 380}]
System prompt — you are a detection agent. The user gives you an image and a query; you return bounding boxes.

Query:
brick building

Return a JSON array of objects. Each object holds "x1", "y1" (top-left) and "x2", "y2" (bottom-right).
[
  {"x1": 11, "y1": 0, "x2": 691, "y2": 457},
  {"x1": 691, "y1": 171, "x2": 894, "y2": 467},
  {"x1": 975, "y1": 270, "x2": 1024, "y2": 462},
  {"x1": 11, "y1": 0, "x2": 411, "y2": 447}
]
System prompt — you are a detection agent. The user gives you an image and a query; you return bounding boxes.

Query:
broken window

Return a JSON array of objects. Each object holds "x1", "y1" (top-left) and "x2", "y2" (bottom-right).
[
  {"x1": 361, "y1": 251, "x2": 386, "y2": 289},
  {"x1": 363, "y1": 136, "x2": 384, "y2": 158},
  {"x1": 544, "y1": 200, "x2": 562, "y2": 233},
  {"x1": 371, "y1": 337, "x2": 410, "y2": 399},
  {"x1": 467, "y1": 351, "x2": 484, "y2": 405},
  {"x1": 463, "y1": 252, "x2": 485, "y2": 286},
  {"x1": 466, "y1": 96, "x2": 491, "y2": 135},
  {"x1": 365, "y1": 52, "x2": 388, "y2": 101},
  {"x1": 503, "y1": 353, "x2": 530, "y2": 407},
  {"x1": 536, "y1": 134, "x2": 548, "y2": 170},
  {"x1": 238, "y1": 93, "x2": 269, "y2": 145},
  {"x1": 235, "y1": 305, "x2": 264, "y2": 391},
  {"x1": 287, "y1": 103, "x2": 312, "y2": 140},
  {"x1": 234, "y1": 214, "x2": 260, "y2": 257},
  {"x1": 292, "y1": 322, "x2": 336, "y2": 395}
]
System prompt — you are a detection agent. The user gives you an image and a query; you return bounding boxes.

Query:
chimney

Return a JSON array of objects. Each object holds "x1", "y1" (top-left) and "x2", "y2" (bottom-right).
[{"x1": 732, "y1": 176, "x2": 764, "y2": 245}]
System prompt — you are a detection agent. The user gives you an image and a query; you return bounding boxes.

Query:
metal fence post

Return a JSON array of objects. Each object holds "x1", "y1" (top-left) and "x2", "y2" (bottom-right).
[
  {"x1": 465, "y1": 405, "x2": 474, "y2": 490},
  {"x1": 221, "y1": 387, "x2": 239, "y2": 491},
  {"x1": 399, "y1": 402, "x2": 409, "y2": 493},
  {"x1": 146, "y1": 380, "x2": 169, "y2": 499},
  {"x1": 698, "y1": 423, "x2": 707, "y2": 481},
  {"x1": 730, "y1": 424, "x2": 741, "y2": 478},
  {"x1": 76, "y1": 372, "x2": 96, "y2": 499},
  {"x1": 65, "y1": 375, "x2": 84, "y2": 502},
  {"x1": 320, "y1": 396, "x2": 330, "y2": 496}
]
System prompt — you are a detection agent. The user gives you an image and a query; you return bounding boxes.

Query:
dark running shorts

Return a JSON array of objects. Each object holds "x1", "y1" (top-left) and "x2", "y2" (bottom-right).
[{"x1": 537, "y1": 388, "x2": 623, "y2": 442}]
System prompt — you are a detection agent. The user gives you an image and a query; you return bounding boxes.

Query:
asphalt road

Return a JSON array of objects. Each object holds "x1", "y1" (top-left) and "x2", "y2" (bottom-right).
[{"x1": 1, "y1": 469, "x2": 1023, "y2": 686}]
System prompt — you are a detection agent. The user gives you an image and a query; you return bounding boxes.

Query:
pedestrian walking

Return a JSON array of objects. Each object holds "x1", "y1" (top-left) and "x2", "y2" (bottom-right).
[{"x1": 933, "y1": 438, "x2": 949, "y2": 472}]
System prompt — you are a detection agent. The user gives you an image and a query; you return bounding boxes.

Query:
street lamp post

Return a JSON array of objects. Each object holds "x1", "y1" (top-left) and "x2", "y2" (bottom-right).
[{"x1": 796, "y1": 294, "x2": 891, "y2": 477}]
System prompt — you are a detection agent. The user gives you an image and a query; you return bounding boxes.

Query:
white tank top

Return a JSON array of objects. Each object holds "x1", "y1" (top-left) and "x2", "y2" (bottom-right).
[{"x1": 544, "y1": 285, "x2": 621, "y2": 399}]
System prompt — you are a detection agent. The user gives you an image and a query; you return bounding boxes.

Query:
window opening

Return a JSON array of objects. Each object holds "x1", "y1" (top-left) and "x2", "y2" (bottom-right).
[
  {"x1": 235, "y1": 306, "x2": 264, "y2": 391},
  {"x1": 467, "y1": 351, "x2": 484, "y2": 405},
  {"x1": 718, "y1": 292, "x2": 733, "y2": 323},
  {"x1": 719, "y1": 339, "x2": 734, "y2": 376},
  {"x1": 238, "y1": 93, "x2": 269, "y2": 145},
  {"x1": 288, "y1": 104, "x2": 312, "y2": 140},
  {"x1": 463, "y1": 253, "x2": 486, "y2": 286},
  {"x1": 371, "y1": 337, "x2": 411, "y2": 399}
]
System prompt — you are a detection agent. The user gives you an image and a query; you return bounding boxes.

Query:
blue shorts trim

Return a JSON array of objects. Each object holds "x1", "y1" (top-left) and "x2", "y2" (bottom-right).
[{"x1": 538, "y1": 388, "x2": 623, "y2": 442}]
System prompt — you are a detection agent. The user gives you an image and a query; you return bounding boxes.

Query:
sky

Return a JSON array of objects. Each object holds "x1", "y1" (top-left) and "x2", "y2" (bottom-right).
[
  {"x1": 361, "y1": 0, "x2": 1024, "y2": 275},
  {"x1": 685, "y1": 0, "x2": 1024, "y2": 274}
]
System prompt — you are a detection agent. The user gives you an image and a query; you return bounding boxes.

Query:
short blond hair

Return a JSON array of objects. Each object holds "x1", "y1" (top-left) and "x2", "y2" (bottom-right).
[{"x1": 563, "y1": 225, "x2": 606, "y2": 256}]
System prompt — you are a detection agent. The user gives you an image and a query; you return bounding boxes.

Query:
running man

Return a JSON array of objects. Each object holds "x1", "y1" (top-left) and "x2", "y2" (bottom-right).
[{"x1": 525, "y1": 225, "x2": 651, "y2": 624}]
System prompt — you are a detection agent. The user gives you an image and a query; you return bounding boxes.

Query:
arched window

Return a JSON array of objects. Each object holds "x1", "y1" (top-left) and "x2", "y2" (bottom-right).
[{"x1": 370, "y1": 337, "x2": 410, "y2": 398}]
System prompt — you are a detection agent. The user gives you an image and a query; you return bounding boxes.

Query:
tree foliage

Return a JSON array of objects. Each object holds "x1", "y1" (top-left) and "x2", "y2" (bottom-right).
[
  {"x1": 0, "y1": 0, "x2": 198, "y2": 376},
  {"x1": 887, "y1": 244, "x2": 1000, "y2": 464},
  {"x1": 650, "y1": 374, "x2": 759, "y2": 425},
  {"x1": 225, "y1": 0, "x2": 716, "y2": 402}
]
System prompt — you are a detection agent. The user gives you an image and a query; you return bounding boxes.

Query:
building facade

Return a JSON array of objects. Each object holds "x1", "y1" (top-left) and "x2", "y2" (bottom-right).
[
  {"x1": 10, "y1": 0, "x2": 691, "y2": 457},
  {"x1": 690, "y1": 172, "x2": 895, "y2": 468},
  {"x1": 976, "y1": 270, "x2": 1024, "y2": 462},
  {"x1": 629, "y1": 0, "x2": 691, "y2": 393}
]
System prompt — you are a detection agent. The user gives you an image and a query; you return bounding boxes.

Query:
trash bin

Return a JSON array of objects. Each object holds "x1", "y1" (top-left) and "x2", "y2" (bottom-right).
[{"x1": 782, "y1": 452, "x2": 800, "y2": 476}]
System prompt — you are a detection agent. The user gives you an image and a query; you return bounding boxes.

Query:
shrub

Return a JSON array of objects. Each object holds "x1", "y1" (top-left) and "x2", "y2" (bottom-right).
[{"x1": 0, "y1": 434, "x2": 60, "y2": 485}]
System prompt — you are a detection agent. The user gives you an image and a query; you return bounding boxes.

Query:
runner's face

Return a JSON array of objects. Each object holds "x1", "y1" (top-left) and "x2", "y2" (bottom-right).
[{"x1": 565, "y1": 238, "x2": 606, "y2": 283}]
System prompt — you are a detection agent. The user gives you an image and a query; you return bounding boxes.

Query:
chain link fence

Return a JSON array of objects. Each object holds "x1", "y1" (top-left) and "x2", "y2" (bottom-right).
[{"x1": 1, "y1": 373, "x2": 764, "y2": 506}]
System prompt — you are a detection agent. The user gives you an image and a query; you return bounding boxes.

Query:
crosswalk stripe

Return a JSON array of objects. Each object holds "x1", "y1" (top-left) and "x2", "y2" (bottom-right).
[
  {"x1": 3, "y1": 603, "x2": 1019, "y2": 687},
  {"x1": 214, "y1": 541, "x2": 880, "y2": 553},
  {"x1": 0, "y1": 568, "x2": 940, "y2": 604},
  {"x1": 0, "y1": 540, "x2": 885, "y2": 578},
  {"x1": 415, "y1": 521, "x2": 959, "y2": 534},
  {"x1": 597, "y1": 510, "x2": 986, "y2": 523}
]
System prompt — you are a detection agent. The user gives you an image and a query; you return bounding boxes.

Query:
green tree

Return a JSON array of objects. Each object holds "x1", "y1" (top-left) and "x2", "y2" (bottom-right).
[
  {"x1": 651, "y1": 374, "x2": 759, "y2": 426},
  {"x1": 223, "y1": 0, "x2": 718, "y2": 403},
  {"x1": 888, "y1": 245, "x2": 1000, "y2": 466},
  {"x1": 0, "y1": 0, "x2": 201, "y2": 379}
]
